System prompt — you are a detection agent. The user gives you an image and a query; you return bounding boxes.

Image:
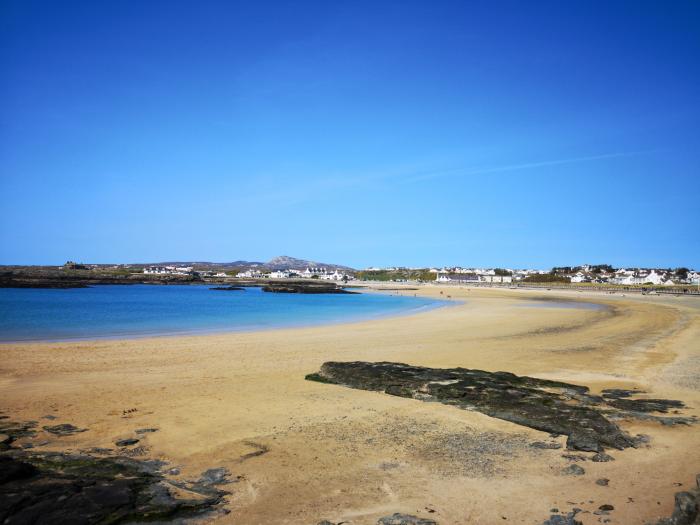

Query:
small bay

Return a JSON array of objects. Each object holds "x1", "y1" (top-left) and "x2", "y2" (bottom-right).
[{"x1": 0, "y1": 284, "x2": 448, "y2": 342}]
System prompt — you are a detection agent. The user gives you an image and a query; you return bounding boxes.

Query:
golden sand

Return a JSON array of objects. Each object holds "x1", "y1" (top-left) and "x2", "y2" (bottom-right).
[{"x1": 1, "y1": 286, "x2": 699, "y2": 524}]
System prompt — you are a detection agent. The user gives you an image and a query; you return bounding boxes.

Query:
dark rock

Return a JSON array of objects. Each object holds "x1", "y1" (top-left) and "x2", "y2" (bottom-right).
[
  {"x1": 198, "y1": 467, "x2": 231, "y2": 486},
  {"x1": 0, "y1": 456, "x2": 38, "y2": 484},
  {"x1": 42, "y1": 414, "x2": 57, "y2": 420},
  {"x1": 542, "y1": 514, "x2": 583, "y2": 525},
  {"x1": 596, "y1": 478, "x2": 609, "y2": 486},
  {"x1": 601, "y1": 389, "x2": 644, "y2": 399},
  {"x1": 0, "y1": 451, "x2": 226, "y2": 524},
  {"x1": 88, "y1": 447, "x2": 113, "y2": 454},
  {"x1": 42, "y1": 423, "x2": 86, "y2": 436},
  {"x1": 605, "y1": 398, "x2": 685, "y2": 413},
  {"x1": 262, "y1": 282, "x2": 356, "y2": 294},
  {"x1": 530, "y1": 441, "x2": 562, "y2": 449},
  {"x1": 210, "y1": 286, "x2": 244, "y2": 291},
  {"x1": 135, "y1": 427, "x2": 158, "y2": 434},
  {"x1": 377, "y1": 513, "x2": 438, "y2": 525},
  {"x1": 307, "y1": 361, "x2": 647, "y2": 452},
  {"x1": 115, "y1": 438, "x2": 139, "y2": 447},
  {"x1": 562, "y1": 464, "x2": 585, "y2": 476},
  {"x1": 591, "y1": 452, "x2": 615, "y2": 462},
  {"x1": 562, "y1": 454, "x2": 587, "y2": 462},
  {"x1": 598, "y1": 504, "x2": 614, "y2": 511}
]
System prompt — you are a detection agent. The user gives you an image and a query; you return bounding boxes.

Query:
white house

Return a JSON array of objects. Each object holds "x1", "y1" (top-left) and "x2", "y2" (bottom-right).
[
  {"x1": 436, "y1": 273, "x2": 480, "y2": 283},
  {"x1": 642, "y1": 270, "x2": 665, "y2": 285},
  {"x1": 301, "y1": 267, "x2": 329, "y2": 278},
  {"x1": 480, "y1": 274, "x2": 512, "y2": 283},
  {"x1": 269, "y1": 270, "x2": 292, "y2": 279},
  {"x1": 320, "y1": 269, "x2": 348, "y2": 281},
  {"x1": 237, "y1": 269, "x2": 265, "y2": 279}
]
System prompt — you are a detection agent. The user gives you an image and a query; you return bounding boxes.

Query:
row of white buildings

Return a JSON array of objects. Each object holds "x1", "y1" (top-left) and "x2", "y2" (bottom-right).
[
  {"x1": 365, "y1": 264, "x2": 699, "y2": 287},
  {"x1": 436, "y1": 272, "x2": 513, "y2": 284},
  {"x1": 237, "y1": 267, "x2": 351, "y2": 281},
  {"x1": 142, "y1": 266, "x2": 228, "y2": 277},
  {"x1": 143, "y1": 266, "x2": 195, "y2": 275}
]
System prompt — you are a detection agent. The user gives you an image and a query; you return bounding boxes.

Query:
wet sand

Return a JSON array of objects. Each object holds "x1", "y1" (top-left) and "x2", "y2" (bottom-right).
[{"x1": 1, "y1": 285, "x2": 699, "y2": 524}]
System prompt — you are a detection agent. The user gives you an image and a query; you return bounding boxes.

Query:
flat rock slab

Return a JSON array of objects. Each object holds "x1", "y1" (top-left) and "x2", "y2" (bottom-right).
[
  {"x1": 307, "y1": 362, "x2": 691, "y2": 452},
  {"x1": 198, "y1": 467, "x2": 232, "y2": 486},
  {"x1": 42, "y1": 424, "x2": 86, "y2": 436},
  {"x1": 115, "y1": 438, "x2": 140, "y2": 447},
  {"x1": 135, "y1": 427, "x2": 158, "y2": 434}
]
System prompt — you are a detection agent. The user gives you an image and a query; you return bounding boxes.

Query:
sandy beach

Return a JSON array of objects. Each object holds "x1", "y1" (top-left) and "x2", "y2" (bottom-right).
[{"x1": 1, "y1": 285, "x2": 699, "y2": 524}]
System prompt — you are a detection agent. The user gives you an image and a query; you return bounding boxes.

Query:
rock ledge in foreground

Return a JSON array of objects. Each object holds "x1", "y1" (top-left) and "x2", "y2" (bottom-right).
[{"x1": 307, "y1": 361, "x2": 691, "y2": 452}]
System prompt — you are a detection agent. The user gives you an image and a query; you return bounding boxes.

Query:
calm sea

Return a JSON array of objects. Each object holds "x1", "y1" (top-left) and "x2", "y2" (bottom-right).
[{"x1": 0, "y1": 284, "x2": 449, "y2": 342}]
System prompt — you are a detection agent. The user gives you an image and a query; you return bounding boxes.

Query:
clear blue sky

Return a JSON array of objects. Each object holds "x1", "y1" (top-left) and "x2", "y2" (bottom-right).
[{"x1": 1, "y1": 1, "x2": 698, "y2": 269}]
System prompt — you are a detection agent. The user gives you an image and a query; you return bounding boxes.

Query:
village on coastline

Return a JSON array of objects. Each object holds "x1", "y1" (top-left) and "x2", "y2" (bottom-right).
[{"x1": 60, "y1": 259, "x2": 700, "y2": 287}]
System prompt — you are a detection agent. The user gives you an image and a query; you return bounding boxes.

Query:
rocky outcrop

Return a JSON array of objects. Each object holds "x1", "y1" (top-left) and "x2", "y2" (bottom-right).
[
  {"x1": 306, "y1": 362, "x2": 692, "y2": 452},
  {"x1": 0, "y1": 418, "x2": 229, "y2": 524},
  {"x1": 0, "y1": 453, "x2": 227, "y2": 524},
  {"x1": 262, "y1": 282, "x2": 355, "y2": 294}
]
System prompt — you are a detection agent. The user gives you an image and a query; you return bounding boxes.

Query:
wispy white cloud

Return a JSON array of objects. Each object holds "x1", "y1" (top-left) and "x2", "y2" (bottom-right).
[{"x1": 402, "y1": 150, "x2": 657, "y2": 183}]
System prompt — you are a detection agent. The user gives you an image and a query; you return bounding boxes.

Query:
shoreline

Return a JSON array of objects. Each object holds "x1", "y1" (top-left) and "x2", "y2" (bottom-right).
[
  {"x1": 0, "y1": 286, "x2": 454, "y2": 345},
  {"x1": 1, "y1": 285, "x2": 699, "y2": 524}
]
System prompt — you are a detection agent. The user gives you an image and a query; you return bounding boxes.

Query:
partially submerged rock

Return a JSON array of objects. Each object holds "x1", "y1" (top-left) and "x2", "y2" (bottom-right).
[
  {"x1": 262, "y1": 282, "x2": 355, "y2": 294},
  {"x1": 306, "y1": 362, "x2": 688, "y2": 452}
]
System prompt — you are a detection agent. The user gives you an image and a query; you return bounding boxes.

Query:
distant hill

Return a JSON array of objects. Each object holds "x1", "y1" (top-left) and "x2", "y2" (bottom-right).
[
  {"x1": 146, "y1": 261, "x2": 265, "y2": 268},
  {"x1": 264, "y1": 256, "x2": 354, "y2": 271},
  {"x1": 139, "y1": 256, "x2": 354, "y2": 271}
]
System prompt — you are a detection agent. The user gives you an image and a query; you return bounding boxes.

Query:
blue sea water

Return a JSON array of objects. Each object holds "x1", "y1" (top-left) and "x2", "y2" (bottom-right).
[{"x1": 0, "y1": 285, "x2": 449, "y2": 342}]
